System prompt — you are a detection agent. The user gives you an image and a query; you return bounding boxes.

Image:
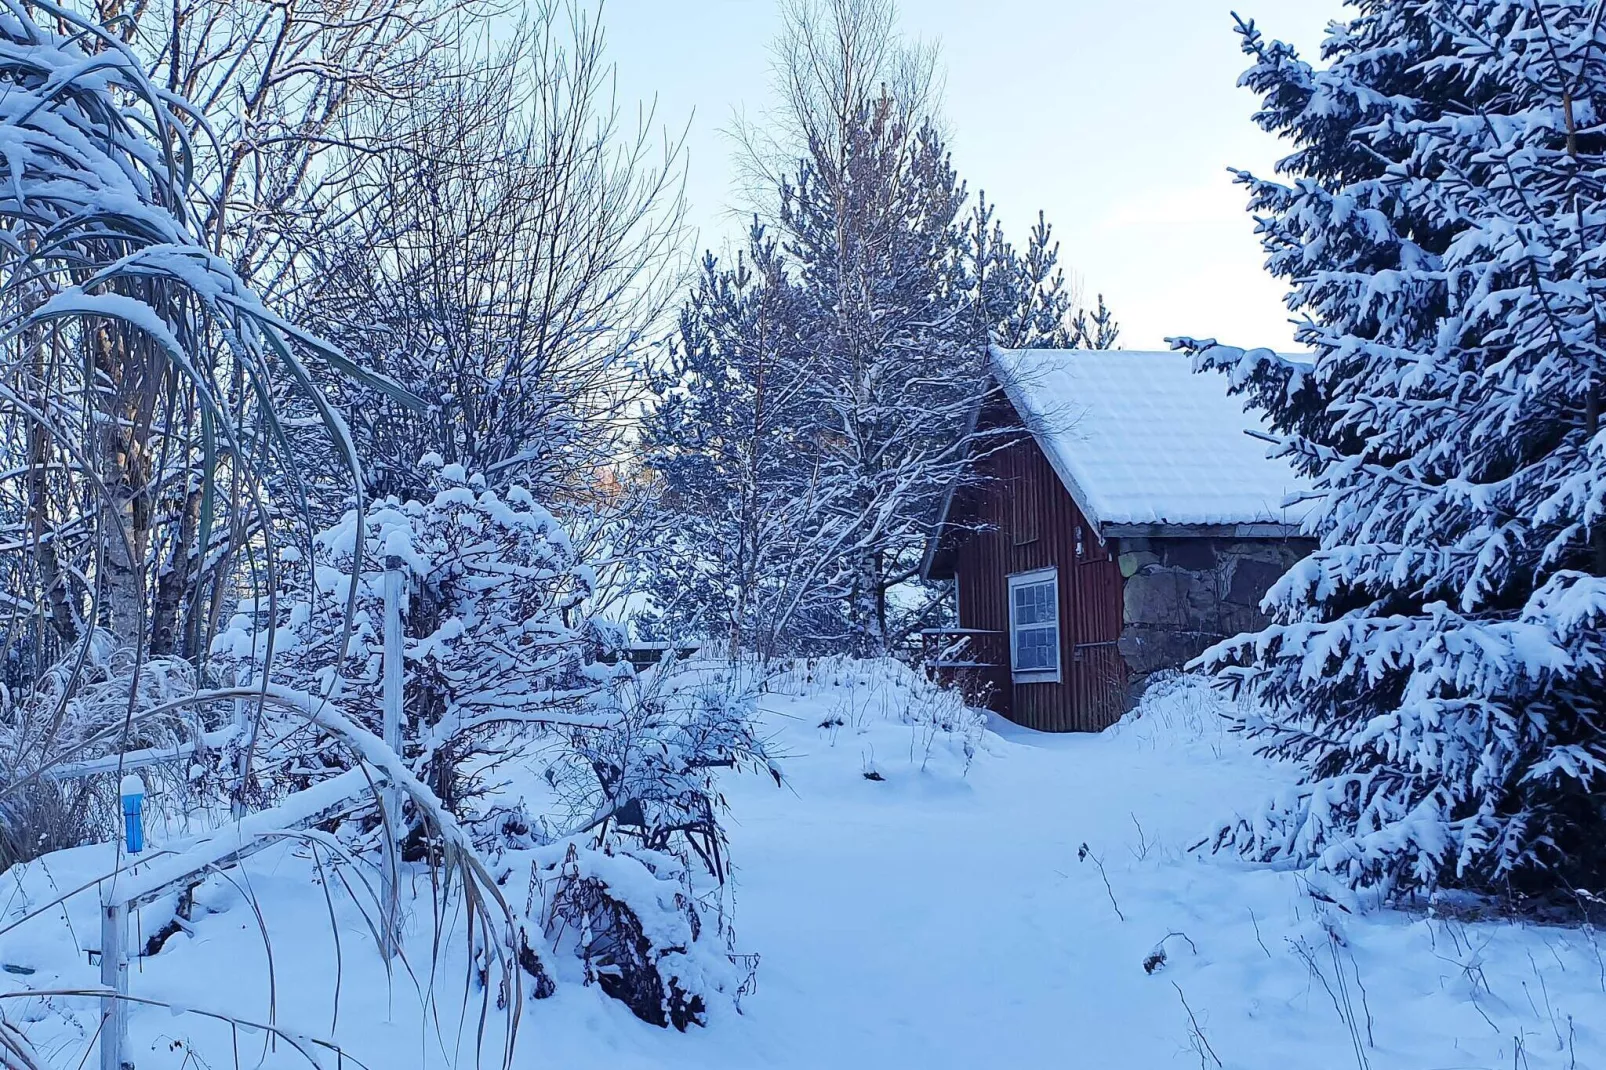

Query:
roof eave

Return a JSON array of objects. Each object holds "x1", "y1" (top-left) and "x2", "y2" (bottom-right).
[{"x1": 1100, "y1": 521, "x2": 1308, "y2": 540}]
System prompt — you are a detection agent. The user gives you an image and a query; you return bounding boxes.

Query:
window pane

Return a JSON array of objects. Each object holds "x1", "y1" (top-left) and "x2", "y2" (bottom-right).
[
  {"x1": 1012, "y1": 580, "x2": 1055, "y2": 626},
  {"x1": 1010, "y1": 575, "x2": 1058, "y2": 674},
  {"x1": 1016, "y1": 624, "x2": 1056, "y2": 671}
]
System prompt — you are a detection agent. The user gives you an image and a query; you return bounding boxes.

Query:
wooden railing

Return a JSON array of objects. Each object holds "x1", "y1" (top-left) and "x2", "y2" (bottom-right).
[
  {"x1": 919, "y1": 627, "x2": 1005, "y2": 666},
  {"x1": 919, "y1": 628, "x2": 1007, "y2": 709},
  {"x1": 598, "y1": 642, "x2": 704, "y2": 673}
]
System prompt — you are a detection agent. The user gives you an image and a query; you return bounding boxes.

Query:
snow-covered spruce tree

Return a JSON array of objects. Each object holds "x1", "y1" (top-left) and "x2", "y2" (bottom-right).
[{"x1": 1184, "y1": 3, "x2": 1606, "y2": 898}]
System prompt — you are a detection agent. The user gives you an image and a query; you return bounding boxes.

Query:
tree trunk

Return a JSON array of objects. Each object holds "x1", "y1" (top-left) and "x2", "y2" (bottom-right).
[
  {"x1": 150, "y1": 481, "x2": 201, "y2": 656},
  {"x1": 94, "y1": 321, "x2": 152, "y2": 649},
  {"x1": 25, "y1": 327, "x2": 79, "y2": 651},
  {"x1": 849, "y1": 545, "x2": 884, "y2": 658}
]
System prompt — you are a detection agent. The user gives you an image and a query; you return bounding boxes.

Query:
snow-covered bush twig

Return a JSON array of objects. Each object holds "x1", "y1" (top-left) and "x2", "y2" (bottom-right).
[{"x1": 213, "y1": 460, "x2": 613, "y2": 825}]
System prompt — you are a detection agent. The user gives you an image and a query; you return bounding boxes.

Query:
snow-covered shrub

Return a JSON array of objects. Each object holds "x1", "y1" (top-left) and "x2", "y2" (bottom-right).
[
  {"x1": 542, "y1": 665, "x2": 777, "y2": 862},
  {"x1": 213, "y1": 459, "x2": 611, "y2": 826},
  {"x1": 541, "y1": 842, "x2": 719, "y2": 1029},
  {"x1": 215, "y1": 467, "x2": 771, "y2": 1024},
  {"x1": 506, "y1": 663, "x2": 774, "y2": 1026},
  {"x1": 0, "y1": 632, "x2": 221, "y2": 867},
  {"x1": 1184, "y1": 5, "x2": 1606, "y2": 899}
]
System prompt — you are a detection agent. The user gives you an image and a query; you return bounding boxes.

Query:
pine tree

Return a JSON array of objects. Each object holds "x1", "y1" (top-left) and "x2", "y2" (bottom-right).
[
  {"x1": 1184, "y1": 2, "x2": 1606, "y2": 899},
  {"x1": 972, "y1": 200, "x2": 1104, "y2": 350},
  {"x1": 1071, "y1": 294, "x2": 1120, "y2": 351},
  {"x1": 781, "y1": 98, "x2": 979, "y2": 655},
  {"x1": 645, "y1": 0, "x2": 1119, "y2": 660},
  {"x1": 642, "y1": 224, "x2": 835, "y2": 657}
]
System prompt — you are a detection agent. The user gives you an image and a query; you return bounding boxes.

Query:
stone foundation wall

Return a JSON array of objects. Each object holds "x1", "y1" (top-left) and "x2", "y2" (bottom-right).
[{"x1": 1114, "y1": 537, "x2": 1312, "y2": 689}]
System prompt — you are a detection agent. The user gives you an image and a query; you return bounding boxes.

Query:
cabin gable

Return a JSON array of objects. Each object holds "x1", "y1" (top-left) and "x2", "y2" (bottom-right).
[
  {"x1": 944, "y1": 430, "x2": 1126, "y2": 733},
  {"x1": 924, "y1": 348, "x2": 1316, "y2": 733}
]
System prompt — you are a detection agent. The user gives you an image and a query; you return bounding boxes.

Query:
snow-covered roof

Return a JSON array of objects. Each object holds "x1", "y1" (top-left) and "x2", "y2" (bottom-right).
[{"x1": 991, "y1": 347, "x2": 1311, "y2": 532}]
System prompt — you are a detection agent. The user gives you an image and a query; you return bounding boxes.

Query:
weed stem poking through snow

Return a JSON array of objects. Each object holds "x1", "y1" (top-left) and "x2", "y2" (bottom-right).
[
  {"x1": 1172, "y1": 982, "x2": 1222, "y2": 1068},
  {"x1": 1078, "y1": 843, "x2": 1125, "y2": 923}
]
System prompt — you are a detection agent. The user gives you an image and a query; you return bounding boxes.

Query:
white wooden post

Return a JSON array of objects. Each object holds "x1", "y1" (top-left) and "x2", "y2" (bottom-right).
[
  {"x1": 99, "y1": 901, "x2": 128, "y2": 1070},
  {"x1": 380, "y1": 559, "x2": 405, "y2": 959}
]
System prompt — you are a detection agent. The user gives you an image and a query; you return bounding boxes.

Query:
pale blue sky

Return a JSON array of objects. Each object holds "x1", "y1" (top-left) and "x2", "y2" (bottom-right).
[{"x1": 603, "y1": 0, "x2": 1347, "y2": 350}]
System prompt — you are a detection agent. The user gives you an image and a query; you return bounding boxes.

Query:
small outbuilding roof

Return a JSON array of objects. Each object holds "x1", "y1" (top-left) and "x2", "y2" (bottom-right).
[{"x1": 990, "y1": 347, "x2": 1311, "y2": 534}]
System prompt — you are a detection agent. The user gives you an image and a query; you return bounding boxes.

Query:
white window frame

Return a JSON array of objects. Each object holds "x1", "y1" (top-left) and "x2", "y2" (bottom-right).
[{"x1": 1007, "y1": 567, "x2": 1061, "y2": 684}]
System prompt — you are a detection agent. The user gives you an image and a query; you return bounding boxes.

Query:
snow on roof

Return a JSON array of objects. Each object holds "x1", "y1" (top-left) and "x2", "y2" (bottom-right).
[{"x1": 991, "y1": 347, "x2": 1311, "y2": 531}]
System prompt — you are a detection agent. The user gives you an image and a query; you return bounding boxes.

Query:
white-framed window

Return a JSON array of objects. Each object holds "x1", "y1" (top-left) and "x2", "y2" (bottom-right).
[{"x1": 1008, "y1": 568, "x2": 1060, "y2": 682}]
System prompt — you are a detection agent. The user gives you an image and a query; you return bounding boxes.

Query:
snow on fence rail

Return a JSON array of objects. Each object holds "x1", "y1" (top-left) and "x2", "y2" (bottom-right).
[
  {"x1": 91, "y1": 766, "x2": 391, "y2": 1070},
  {"x1": 107, "y1": 767, "x2": 384, "y2": 910},
  {"x1": 39, "y1": 727, "x2": 240, "y2": 782}
]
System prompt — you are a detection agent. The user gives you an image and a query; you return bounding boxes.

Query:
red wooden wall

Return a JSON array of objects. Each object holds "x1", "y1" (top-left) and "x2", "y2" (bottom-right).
[{"x1": 950, "y1": 432, "x2": 1127, "y2": 732}]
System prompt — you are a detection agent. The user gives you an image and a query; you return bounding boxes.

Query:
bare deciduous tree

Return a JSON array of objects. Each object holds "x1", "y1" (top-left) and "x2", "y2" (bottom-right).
[{"x1": 309, "y1": 5, "x2": 688, "y2": 505}]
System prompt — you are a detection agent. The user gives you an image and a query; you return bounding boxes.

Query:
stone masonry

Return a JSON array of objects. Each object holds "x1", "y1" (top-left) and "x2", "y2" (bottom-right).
[{"x1": 1114, "y1": 536, "x2": 1313, "y2": 692}]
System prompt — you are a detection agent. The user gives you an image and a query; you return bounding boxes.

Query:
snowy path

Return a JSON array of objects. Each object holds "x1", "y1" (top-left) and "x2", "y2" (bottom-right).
[
  {"x1": 694, "y1": 699, "x2": 1266, "y2": 1069},
  {"x1": 729, "y1": 716, "x2": 1092, "y2": 1060},
  {"x1": 723, "y1": 713, "x2": 1125, "y2": 1066}
]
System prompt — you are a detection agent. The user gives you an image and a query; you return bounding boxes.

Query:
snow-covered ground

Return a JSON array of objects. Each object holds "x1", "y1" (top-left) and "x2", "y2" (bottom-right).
[{"x1": 4, "y1": 661, "x2": 1604, "y2": 1069}]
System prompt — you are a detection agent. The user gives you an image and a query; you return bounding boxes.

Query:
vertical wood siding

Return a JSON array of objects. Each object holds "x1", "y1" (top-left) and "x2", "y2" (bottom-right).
[{"x1": 953, "y1": 432, "x2": 1127, "y2": 732}]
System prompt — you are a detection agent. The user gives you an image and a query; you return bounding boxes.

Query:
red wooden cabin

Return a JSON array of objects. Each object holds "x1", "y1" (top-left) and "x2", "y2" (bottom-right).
[{"x1": 921, "y1": 348, "x2": 1313, "y2": 733}]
